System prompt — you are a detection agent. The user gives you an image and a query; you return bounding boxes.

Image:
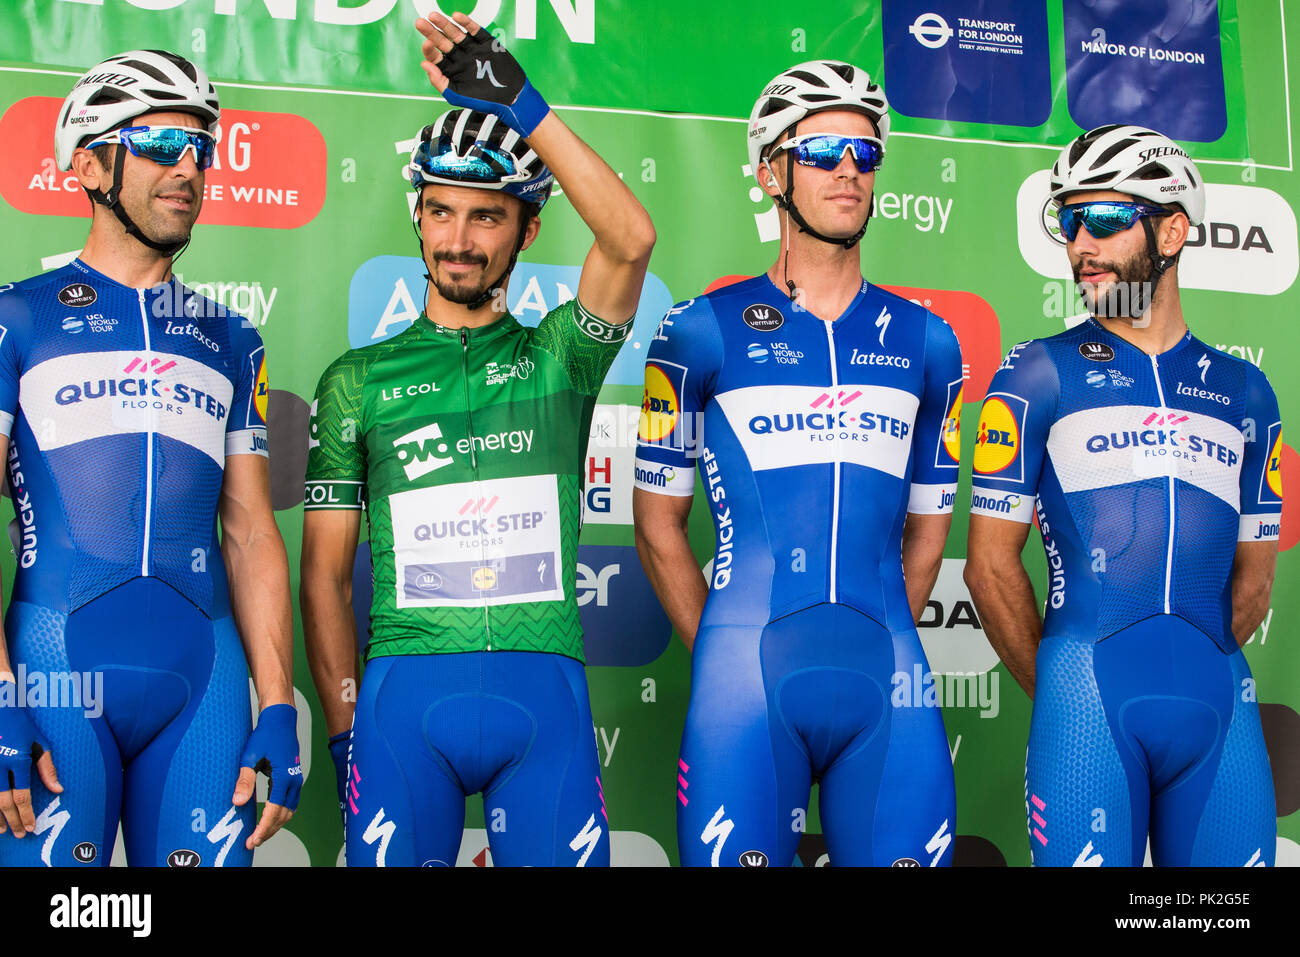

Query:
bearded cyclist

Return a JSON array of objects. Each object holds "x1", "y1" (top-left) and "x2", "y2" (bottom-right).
[
  {"x1": 301, "y1": 12, "x2": 654, "y2": 866},
  {"x1": 965, "y1": 125, "x2": 1280, "y2": 866}
]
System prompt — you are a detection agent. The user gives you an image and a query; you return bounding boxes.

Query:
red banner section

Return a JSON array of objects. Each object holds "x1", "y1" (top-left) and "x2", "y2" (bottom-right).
[{"x1": 0, "y1": 98, "x2": 326, "y2": 229}]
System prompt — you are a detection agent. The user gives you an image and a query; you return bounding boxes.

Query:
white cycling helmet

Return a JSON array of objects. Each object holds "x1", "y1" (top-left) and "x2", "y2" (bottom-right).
[
  {"x1": 55, "y1": 50, "x2": 220, "y2": 171},
  {"x1": 1049, "y1": 124, "x2": 1205, "y2": 226},
  {"x1": 747, "y1": 60, "x2": 890, "y2": 180}
]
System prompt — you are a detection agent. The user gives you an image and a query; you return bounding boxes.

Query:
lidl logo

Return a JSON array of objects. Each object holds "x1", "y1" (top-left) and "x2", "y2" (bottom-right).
[
  {"x1": 1267, "y1": 428, "x2": 1284, "y2": 500},
  {"x1": 638, "y1": 363, "x2": 680, "y2": 442},
  {"x1": 941, "y1": 384, "x2": 963, "y2": 465},
  {"x1": 472, "y1": 566, "x2": 498, "y2": 592},
  {"x1": 253, "y1": 356, "x2": 270, "y2": 424},
  {"x1": 973, "y1": 396, "x2": 1021, "y2": 475}
]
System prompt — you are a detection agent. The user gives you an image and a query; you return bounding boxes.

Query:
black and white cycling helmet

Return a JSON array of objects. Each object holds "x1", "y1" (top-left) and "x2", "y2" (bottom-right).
[
  {"x1": 409, "y1": 109, "x2": 554, "y2": 212},
  {"x1": 747, "y1": 60, "x2": 890, "y2": 179},
  {"x1": 55, "y1": 50, "x2": 220, "y2": 171},
  {"x1": 1049, "y1": 124, "x2": 1205, "y2": 226}
]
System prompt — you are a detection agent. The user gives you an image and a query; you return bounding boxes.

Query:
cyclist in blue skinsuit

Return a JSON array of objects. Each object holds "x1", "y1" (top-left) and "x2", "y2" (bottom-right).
[
  {"x1": 965, "y1": 125, "x2": 1280, "y2": 866},
  {"x1": 0, "y1": 51, "x2": 301, "y2": 867},
  {"x1": 635, "y1": 62, "x2": 962, "y2": 867}
]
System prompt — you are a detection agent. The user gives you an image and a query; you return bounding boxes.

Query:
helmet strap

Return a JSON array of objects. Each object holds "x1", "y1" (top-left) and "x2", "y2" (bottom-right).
[
  {"x1": 1141, "y1": 216, "x2": 1177, "y2": 276},
  {"x1": 85, "y1": 145, "x2": 189, "y2": 257},
  {"x1": 773, "y1": 149, "x2": 870, "y2": 251}
]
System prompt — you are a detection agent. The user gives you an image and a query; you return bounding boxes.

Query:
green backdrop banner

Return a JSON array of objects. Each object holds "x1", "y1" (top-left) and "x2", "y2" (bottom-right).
[{"x1": 1, "y1": 0, "x2": 1297, "y2": 866}]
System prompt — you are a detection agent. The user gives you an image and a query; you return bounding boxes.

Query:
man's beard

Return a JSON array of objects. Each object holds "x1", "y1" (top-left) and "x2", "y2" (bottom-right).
[
  {"x1": 430, "y1": 251, "x2": 496, "y2": 305},
  {"x1": 126, "y1": 186, "x2": 200, "y2": 247},
  {"x1": 1073, "y1": 248, "x2": 1160, "y2": 320}
]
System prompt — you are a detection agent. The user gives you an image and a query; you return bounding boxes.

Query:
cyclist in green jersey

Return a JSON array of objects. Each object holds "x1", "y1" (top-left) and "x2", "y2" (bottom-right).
[{"x1": 300, "y1": 11, "x2": 654, "y2": 866}]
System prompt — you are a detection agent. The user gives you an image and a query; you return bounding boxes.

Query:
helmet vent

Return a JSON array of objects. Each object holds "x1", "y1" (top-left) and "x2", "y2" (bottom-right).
[
  {"x1": 801, "y1": 93, "x2": 842, "y2": 102},
  {"x1": 827, "y1": 63, "x2": 856, "y2": 83},
  {"x1": 1131, "y1": 162, "x2": 1168, "y2": 181},
  {"x1": 1078, "y1": 172, "x2": 1116, "y2": 186},
  {"x1": 758, "y1": 98, "x2": 794, "y2": 119},
  {"x1": 119, "y1": 58, "x2": 171, "y2": 84},
  {"x1": 86, "y1": 88, "x2": 132, "y2": 107},
  {"x1": 785, "y1": 70, "x2": 828, "y2": 87},
  {"x1": 142, "y1": 89, "x2": 188, "y2": 102},
  {"x1": 1090, "y1": 139, "x2": 1133, "y2": 169}
]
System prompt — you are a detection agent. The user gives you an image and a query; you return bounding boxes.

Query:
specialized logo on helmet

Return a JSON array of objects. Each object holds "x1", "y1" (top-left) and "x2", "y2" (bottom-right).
[
  {"x1": 973, "y1": 396, "x2": 1021, "y2": 474},
  {"x1": 638, "y1": 363, "x2": 681, "y2": 442},
  {"x1": 742, "y1": 303, "x2": 785, "y2": 332},
  {"x1": 908, "y1": 12, "x2": 954, "y2": 48}
]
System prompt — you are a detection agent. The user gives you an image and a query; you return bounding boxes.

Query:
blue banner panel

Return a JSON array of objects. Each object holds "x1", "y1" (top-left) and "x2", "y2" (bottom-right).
[
  {"x1": 883, "y1": 0, "x2": 1051, "y2": 127},
  {"x1": 1064, "y1": 0, "x2": 1228, "y2": 142}
]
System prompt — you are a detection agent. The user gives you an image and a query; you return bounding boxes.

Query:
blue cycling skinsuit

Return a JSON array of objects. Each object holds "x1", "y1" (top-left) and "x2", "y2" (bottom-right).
[
  {"x1": 636, "y1": 275, "x2": 963, "y2": 867},
  {"x1": 0, "y1": 259, "x2": 269, "y2": 867},
  {"x1": 971, "y1": 319, "x2": 1280, "y2": 866}
]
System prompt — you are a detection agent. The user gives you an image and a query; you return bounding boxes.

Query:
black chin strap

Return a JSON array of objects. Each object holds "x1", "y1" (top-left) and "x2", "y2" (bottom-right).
[
  {"x1": 773, "y1": 150, "x2": 871, "y2": 250},
  {"x1": 85, "y1": 145, "x2": 188, "y2": 257},
  {"x1": 772, "y1": 150, "x2": 871, "y2": 303},
  {"x1": 1129, "y1": 217, "x2": 1177, "y2": 317}
]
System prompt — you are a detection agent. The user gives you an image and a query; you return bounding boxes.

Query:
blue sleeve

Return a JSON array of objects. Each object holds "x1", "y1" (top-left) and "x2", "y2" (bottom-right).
[
  {"x1": 633, "y1": 297, "x2": 722, "y2": 497},
  {"x1": 907, "y1": 313, "x2": 964, "y2": 514},
  {"x1": 969, "y1": 340, "x2": 1057, "y2": 524},
  {"x1": 226, "y1": 319, "x2": 269, "y2": 458},
  {"x1": 0, "y1": 283, "x2": 32, "y2": 441},
  {"x1": 1237, "y1": 363, "x2": 1282, "y2": 541}
]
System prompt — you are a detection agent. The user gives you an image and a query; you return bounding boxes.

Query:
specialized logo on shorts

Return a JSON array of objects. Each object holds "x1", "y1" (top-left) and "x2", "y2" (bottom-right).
[
  {"x1": 1266, "y1": 427, "x2": 1284, "y2": 500},
  {"x1": 738, "y1": 850, "x2": 769, "y2": 867},
  {"x1": 253, "y1": 355, "x2": 269, "y2": 424},
  {"x1": 638, "y1": 362, "x2": 682, "y2": 443},
  {"x1": 1079, "y1": 342, "x2": 1115, "y2": 363},
  {"x1": 58, "y1": 283, "x2": 96, "y2": 308},
  {"x1": 742, "y1": 303, "x2": 784, "y2": 332},
  {"x1": 167, "y1": 848, "x2": 201, "y2": 867},
  {"x1": 973, "y1": 395, "x2": 1023, "y2": 475}
]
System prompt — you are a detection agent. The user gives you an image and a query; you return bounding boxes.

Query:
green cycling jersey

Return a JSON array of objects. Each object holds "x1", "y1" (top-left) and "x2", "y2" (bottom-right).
[{"x1": 304, "y1": 298, "x2": 628, "y2": 662}]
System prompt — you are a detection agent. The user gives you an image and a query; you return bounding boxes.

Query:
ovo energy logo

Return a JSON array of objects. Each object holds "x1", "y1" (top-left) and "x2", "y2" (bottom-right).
[
  {"x1": 639, "y1": 363, "x2": 680, "y2": 442},
  {"x1": 973, "y1": 397, "x2": 1021, "y2": 474}
]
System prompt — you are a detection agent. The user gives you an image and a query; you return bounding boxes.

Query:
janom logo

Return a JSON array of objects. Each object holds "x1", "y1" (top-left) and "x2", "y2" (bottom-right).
[
  {"x1": 973, "y1": 397, "x2": 1020, "y2": 474},
  {"x1": 639, "y1": 363, "x2": 680, "y2": 442}
]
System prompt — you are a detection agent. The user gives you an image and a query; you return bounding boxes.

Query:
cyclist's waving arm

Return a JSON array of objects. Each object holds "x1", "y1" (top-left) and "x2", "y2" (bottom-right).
[{"x1": 415, "y1": 10, "x2": 656, "y2": 324}]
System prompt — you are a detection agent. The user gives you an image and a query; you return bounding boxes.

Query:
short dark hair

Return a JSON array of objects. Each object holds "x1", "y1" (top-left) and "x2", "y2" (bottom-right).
[{"x1": 89, "y1": 143, "x2": 114, "y2": 171}]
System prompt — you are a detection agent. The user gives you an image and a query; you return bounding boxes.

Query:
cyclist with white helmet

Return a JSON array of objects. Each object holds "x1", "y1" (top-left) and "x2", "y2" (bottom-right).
[
  {"x1": 965, "y1": 125, "x2": 1280, "y2": 865},
  {"x1": 300, "y1": 11, "x2": 654, "y2": 866},
  {"x1": 0, "y1": 50, "x2": 301, "y2": 867},
  {"x1": 635, "y1": 61, "x2": 962, "y2": 866}
]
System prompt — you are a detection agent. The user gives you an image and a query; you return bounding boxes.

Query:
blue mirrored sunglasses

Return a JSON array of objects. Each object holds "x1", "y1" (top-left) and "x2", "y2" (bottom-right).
[
  {"x1": 86, "y1": 125, "x2": 216, "y2": 170},
  {"x1": 409, "y1": 137, "x2": 521, "y2": 189},
  {"x1": 771, "y1": 133, "x2": 885, "y2": 173},
  {"x1": 1056, "y1": 201, "x2": 1170, "y2": 241}
]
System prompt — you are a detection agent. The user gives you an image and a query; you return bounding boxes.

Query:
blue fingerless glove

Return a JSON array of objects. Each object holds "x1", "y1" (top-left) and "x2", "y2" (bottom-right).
[
  {"x1": 240, "y1": 703, "x2": 303, "y2": 811},
  {"x1": 328, "y1": 729, "x2": 351, "y2": 822},
  {"x1": 435, "y1": 26, "x2": 550, "y2": 136},
  {"x1": 0, "y1": 694, "x2": 46, "y2": 791}
]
